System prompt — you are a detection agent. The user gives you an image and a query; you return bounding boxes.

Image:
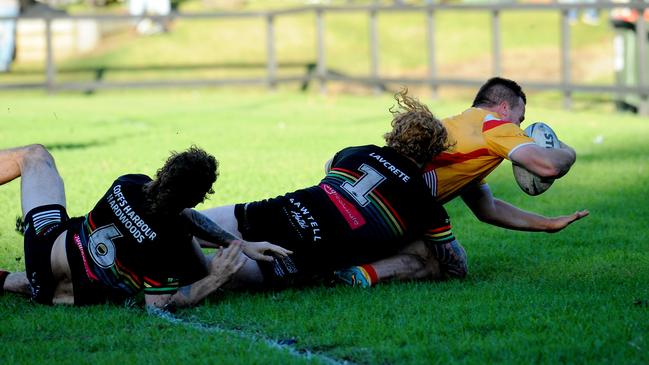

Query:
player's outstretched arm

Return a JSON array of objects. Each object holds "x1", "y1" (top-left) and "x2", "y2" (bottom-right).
[
  {"x1": 543, "y1": 210, "x2": 590, "y2": 233},
  {"x1": 145, "y1": 242, "x2": 247, "y2": 309},
  {"x1": 462, "y1": 183, "x2": 588, "y2": 232},
  {"x1": 510, "y1": 141, "x2": 576, "y2": 179},
  {"x1": 181, "y1": 208, "x2": 292, "y2": 261}
]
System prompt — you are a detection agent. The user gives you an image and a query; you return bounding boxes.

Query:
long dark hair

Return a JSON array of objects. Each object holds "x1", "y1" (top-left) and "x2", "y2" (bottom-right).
[{"x1": 144, "y1": 146, "x2": 218, "y2": 216}]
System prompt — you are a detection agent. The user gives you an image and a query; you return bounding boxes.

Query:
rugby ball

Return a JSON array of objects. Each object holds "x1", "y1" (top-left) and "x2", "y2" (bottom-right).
[{"x1": 512, "y1": 122, "x2": 559, "y2": 196}]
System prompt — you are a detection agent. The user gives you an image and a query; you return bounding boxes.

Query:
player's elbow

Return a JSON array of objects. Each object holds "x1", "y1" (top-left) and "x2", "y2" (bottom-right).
[
  {"x1": 473, "y1": 208, "x2": 500, "y2": 226},
  {"x1": 539, "y1": 159, "x2": 574, "y2": 179},
  {"x1": 528, "y1": 154, "x2": 571, "y2": 178},
  {"x1": 542, "y1": 149, "x2": 576, "y2": 179}
]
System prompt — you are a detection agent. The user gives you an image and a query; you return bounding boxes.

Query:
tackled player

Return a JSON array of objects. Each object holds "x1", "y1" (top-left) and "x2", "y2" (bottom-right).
[
  {"x1": 0, "y1": 145, "x2": 289, "y2": 309},
  {"x1": 336, "y1": 77, "x2": 590, "y2": 287}
]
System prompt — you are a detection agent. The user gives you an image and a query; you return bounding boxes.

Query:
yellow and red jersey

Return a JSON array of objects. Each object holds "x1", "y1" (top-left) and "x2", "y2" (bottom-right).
[{"x1": 423, "y1": 107, "x2": 534, "y2": 203}]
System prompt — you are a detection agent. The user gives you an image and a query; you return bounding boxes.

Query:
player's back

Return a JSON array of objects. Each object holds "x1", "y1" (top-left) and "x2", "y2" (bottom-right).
[
  {"x1": 68, "y1": 174, "x2": 200, "y2": 301},
  {"x1": 315, "y1": 145, "x2": 439, "y2": 262},
  {"x1": 423, "y1": 108, "x2": 532, "y2": 203}
]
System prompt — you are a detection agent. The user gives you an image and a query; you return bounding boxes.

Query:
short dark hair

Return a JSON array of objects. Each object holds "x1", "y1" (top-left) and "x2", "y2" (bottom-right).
[
  {"x1": 144, "y1": 146, "x2": 218, "y2": 215},
  {"x1": 472, "y1": 77, "x2": 526, "y2": 109}
]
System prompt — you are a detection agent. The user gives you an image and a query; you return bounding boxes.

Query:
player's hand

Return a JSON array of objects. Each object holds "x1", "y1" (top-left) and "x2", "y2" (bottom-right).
[
  {"x1": 208, "y1": 241, "x2": 246, "y2": 278},
  {"x1": 546, "y1": 209, "x2": 589, "y2": 233},
  {"x1": 241, "y1": 240, "x2": 293, "y2": 262}
]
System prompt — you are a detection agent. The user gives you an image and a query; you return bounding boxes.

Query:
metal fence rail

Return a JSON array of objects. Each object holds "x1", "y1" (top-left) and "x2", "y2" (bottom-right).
[{"x1": 1, "y1": 2, "x2": 648, "y2": 114}]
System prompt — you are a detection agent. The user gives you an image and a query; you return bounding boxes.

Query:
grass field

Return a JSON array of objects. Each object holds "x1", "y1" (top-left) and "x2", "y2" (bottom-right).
[{"x1": 0, "y1": 89, "x2": 647, "y2": 364}]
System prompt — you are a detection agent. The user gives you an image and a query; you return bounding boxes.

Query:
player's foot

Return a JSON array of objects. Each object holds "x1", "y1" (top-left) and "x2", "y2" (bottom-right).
[
  {"x1": 431, "y1": 241, "x2": 468, "y2": 279},
  {"x1": 334, "y1": 266, "x2": 371, "y2": 288}
]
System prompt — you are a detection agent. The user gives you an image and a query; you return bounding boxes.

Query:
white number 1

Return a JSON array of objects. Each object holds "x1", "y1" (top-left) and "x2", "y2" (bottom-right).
[{"x1": 341, "y1": 164, "x2": 386, "y2": 207}]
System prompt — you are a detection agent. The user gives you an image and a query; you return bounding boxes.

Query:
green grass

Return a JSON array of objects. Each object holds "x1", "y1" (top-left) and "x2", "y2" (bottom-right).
[{"x1": 0, "y1": 89, "x2": 648, "y2": 364}]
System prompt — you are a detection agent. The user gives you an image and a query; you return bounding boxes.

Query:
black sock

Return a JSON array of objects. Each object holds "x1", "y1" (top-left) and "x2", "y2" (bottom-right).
[{"x1": 0, "y1": 270, "x2": 9, "y2": 294}]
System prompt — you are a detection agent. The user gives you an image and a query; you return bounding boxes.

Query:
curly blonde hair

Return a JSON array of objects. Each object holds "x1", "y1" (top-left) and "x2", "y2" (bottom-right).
[{"x1": 384, "y1": 89, "x2": 452, "y2": 164}]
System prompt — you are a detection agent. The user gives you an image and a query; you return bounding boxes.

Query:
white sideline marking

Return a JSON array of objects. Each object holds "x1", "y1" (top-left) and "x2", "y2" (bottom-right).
[{"x1": 148, "y1": 307, "x2": 352, "y2": 365}]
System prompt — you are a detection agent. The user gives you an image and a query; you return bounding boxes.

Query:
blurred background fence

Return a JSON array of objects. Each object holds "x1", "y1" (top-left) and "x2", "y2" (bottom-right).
[{"x1": 0, "y1": 1, "x2": 648, "y2": 114}]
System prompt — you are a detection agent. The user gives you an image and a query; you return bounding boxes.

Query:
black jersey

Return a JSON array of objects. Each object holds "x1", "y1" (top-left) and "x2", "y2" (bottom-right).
[
  {"x1": 318, "y1": 145, "x2": 450, "y2": 260},
  {"x1": 238, "y1": 145, "x2": 452, "y2": 274},
  {"x1": 65, "y1": 174, "x2": 205, "y2": 303}
]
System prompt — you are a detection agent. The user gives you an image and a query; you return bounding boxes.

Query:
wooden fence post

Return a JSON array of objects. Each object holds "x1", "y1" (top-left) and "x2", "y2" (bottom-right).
[
  {"x1": 316, "y1": 9, "x2": 327, "y2": 94},
  {"x1": 492, "y1": 9, "x2": 502, "y2": 77},
  {"x1": 426, "y1": 8, "x2": 437, "y2": 98},
  {"x1": 45, "y1": 17, "x2": 55, "y2": 93},
  {"x1": 636, "y1": 8, "x2": 648, "y2": 115},
  {"x1": 560, "y1": 8, "x2": 572, "y2": 110},
  {"x1": 266, "y1": 13, "x2": 277, "y2": 90},
  {"x1": 369, "y1": 8, "x2": 380, "y2": 94}
]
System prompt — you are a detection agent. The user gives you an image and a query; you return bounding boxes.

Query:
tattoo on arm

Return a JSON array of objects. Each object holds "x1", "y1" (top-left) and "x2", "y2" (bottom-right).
[{"x1": 182, "y1": 209, "x2": 238, "y2": 247}]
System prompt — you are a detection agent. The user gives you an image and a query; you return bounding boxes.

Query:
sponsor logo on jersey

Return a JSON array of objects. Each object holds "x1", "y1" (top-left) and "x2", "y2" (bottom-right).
[
  {"x1": 106, "y1": 185, "x2": 157, "y2": 244},
  {"x1": 288, "y1": 197, "x2": 322, "y2": 242},
  {"x1": 320, "y1": 183, "x2": 366, "y2": 229},
  {"x1": 73, "y1": 233, "x2": 100, "y2": 281},
  {"x1": 368, "y1": 152, "x2": 410, "y2": 183}
]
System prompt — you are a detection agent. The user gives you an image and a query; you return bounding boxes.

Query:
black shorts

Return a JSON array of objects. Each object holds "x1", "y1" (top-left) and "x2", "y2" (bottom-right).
[
  {"x1": 23, "y1": 204, "x2": 70, "y2": 305},
  {"x1": 235, "y1": 198, "x2": 334, "y2": 288}
]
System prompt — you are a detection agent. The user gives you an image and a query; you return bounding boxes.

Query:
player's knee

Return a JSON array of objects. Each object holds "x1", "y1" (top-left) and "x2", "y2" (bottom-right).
[{"x1": 23, "y1": 144, "x2": 55, "y2": 166}]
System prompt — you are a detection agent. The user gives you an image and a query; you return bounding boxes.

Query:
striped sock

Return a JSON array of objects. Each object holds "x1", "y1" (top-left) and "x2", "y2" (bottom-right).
[
  {"x1": 358, "y1": 264, "x2": 379, "y2": 287},
  {"x1": 334, "y1": 264, "x2": 379, "y2": 288}
]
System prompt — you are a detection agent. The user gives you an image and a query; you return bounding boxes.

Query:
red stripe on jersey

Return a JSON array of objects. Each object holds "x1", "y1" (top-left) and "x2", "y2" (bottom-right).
[
  {"x1": 429, "y1": 225, "x2": 452, "y2": 233},
  {"x1": 115, "y1": 258, "x2": 142, "y2": 286},
  {"x1": 87, "y1": 212, "x2": 96, "y2": 230},
  {"x1": 424, "y1": 149, "x2": 490, "y2": 170},
  {"x1": 143, "y1": 275, "x2": 162, "y2": 287},
  {"x1": 482, "y1": 119, "x2": 511, "y2": 132},
  {"x1": 333, "y1": 167, "x2": 361, "y2": 178},
  {"x1": 320, "y1": 183, "x2": 366, "y2": 229}
]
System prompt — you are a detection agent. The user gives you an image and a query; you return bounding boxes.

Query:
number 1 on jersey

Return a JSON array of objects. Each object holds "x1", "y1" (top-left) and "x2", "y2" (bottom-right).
[{"x1": 342, "y1": 164, "x2": 386, "y2": 207}]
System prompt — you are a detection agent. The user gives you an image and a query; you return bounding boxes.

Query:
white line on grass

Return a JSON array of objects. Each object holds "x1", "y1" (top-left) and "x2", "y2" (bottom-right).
[{"x1": 148, "y1": 307, "x2": 353, "y2": 365}]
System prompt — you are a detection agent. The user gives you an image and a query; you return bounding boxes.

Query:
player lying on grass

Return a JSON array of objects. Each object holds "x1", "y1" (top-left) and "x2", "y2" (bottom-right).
[
  {"x1": 0, "y1": 145, "x2": 289, "y2": 308},
  {"x1": 194, "y1": 89, "x2": 465, "y2": 290},
  {"x1": 334, "y1": 77, "x2": 590, "y2": 287}
]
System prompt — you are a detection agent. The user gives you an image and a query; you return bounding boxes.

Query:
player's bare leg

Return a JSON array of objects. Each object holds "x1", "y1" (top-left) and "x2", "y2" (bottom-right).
[
  {"x1": 199, "y1": 205, "x2": 241, "y2": 238},
  {"x1": 0, "y1": 144, "x2": 73, "y2": 304},
  {"x1": 335, "y1": 239, "x2": 467, "y2": 287},
  {"x1": 0, "y1": 145, "x2": 33, "y2": 183},
  {"x1": 0, "y1": 271, "x2": 30, "y2": 296},
  {"x1": 334, "y1": 240, "x2": 441, "y2": 287},
  {"x1": 225, "y1": 256, "x2": 265, "y2": 289},
  {"x1": 0, "y1": 144, "x2": 66, "y2": 213},
  {"x1": 50, "y1": 232, "x2": 74, "y2": 305},
  {"x1": 373, "y1": 240, "x2": 443, "y2": 281}
]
